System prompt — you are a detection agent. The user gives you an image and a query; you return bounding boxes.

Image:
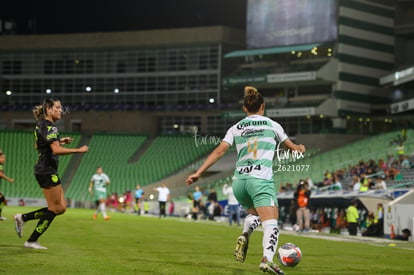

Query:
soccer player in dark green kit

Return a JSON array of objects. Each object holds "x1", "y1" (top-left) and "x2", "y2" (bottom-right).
[
  {"x1": 0, "y1": 150, "x2": 15, "y2": 185},
  {"x1": 14, "y1": 98, "x2": 88, "y2": 249},
  {"x1": 0, "y1": 150, "x2": 15, "y2": 220}
]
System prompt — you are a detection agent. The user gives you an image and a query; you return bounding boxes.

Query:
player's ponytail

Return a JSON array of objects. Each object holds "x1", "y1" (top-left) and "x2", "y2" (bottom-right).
[
  {"x1": 32, "y1": 97, "x2": 61, "y2": 121},
  {"x1": 243, "y1": 86, "x2": 264, "y2": 113},
  {"x1": 32, "y1": 105, "x2": 44, "y2": 121}
]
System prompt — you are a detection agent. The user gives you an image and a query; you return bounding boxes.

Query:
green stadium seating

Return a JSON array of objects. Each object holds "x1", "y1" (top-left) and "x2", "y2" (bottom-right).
[
  {"x1": 65, "y1": 134, "x2": 216, "y2": 201},
  {"x1": 2, "y1": 129, "x2": 413, "y2": 201},
  {"x1": 0, "y1": 130, "x2": 80, "y2": 198},
  {"x1": 208, "y1": 129, "x2": 414, "y2": 191}
]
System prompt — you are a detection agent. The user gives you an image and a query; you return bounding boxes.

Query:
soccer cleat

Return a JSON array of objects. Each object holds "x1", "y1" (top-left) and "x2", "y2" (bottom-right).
[
  {"x1": 24, "y1": 241, "x2": 48, "y2": 250},
  {"x1": 104, "y1": 216, "x2": 111, "y2": 221},
  {"x1": 92, "y1": 213, "x2": 97, "y2": 220},
  {"x1": 234, "y1": 233, "x2": 249, "y2": 263},
  {"x1": 14, "y1": 214, "x2": 24, "y2": 238},
  {"x1": 0, "y1": 217, "x2": 6, "y2": 221},
  {"x1": 259, "y1": 257, "x2": 285, "y2": 274}
]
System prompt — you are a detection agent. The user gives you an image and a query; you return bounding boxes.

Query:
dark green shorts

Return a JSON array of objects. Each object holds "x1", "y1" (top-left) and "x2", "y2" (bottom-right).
[{"x1": 232, "y1": 178, "x2": 278, "y2": 210}]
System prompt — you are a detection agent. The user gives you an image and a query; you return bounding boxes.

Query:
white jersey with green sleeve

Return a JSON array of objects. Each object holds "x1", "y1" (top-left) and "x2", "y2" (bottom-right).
[
  {"x1": 91, "y1": 173, "x2": 110, "y2": 192},
  {"x1": 222, "y1": 115, "x2": 288, "y2": 180}
]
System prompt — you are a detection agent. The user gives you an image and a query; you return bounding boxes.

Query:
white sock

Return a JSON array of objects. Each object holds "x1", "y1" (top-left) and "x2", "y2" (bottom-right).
[
  {"x1": 100, "y1": 203, "x2": 107, "y2": 217},
  {"x1": 243, "y1": 214, "x2": 261, "y2": 237},
  {"x1": 262, "y1": 219, "x2": 279, "y2": 262}
]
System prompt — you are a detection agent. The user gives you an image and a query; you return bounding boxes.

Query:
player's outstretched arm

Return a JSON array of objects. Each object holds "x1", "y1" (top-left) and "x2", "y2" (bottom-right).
[
  {"x1": 59, "y1": 137, "x2": 74, "y2": 145},
  {"x1": 283, "y1": 139, "x2": 306, "y2": 153},
  {"x1": 186, "y1": 141, "x2": 230, "y2": 185},
  {"x1": 50, "y1": 141, "x2": 88, "y2": 155},
  {"x1": 0, "y1": 171, "x2": 14, "y2": 183},
  {"x1": 88, "y1": 182, "x2": 93, "y2": 194}
]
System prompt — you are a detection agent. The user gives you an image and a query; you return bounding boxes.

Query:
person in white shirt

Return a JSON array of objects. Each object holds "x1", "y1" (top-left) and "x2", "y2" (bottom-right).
[
  {"x1": 153, "y1": 183, "x2": 170, "y2": 218},
  {"x1": 353, "y1": 176, "x2": 361, "y2": 191},
  {"x1": 89, "y1": 166, "x2": 111, "y2": 221},
  {"x1": 375, "y1": 177, "x2": 387, "y2": 190},
  {"x1": 223, "y1": 183, "x2": 240, "y2": 226}
]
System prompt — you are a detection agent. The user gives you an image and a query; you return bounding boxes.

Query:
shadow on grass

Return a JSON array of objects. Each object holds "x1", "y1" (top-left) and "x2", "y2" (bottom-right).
[{"x1": 0, "y1": 244, "x2": 47, "y2": 256}]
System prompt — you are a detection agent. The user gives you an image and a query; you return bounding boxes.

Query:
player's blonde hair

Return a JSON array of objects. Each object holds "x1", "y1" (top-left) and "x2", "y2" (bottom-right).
[
  {"x1": 32, "y1": 98, "x2": 60, "y2": 121},
  {"x1": 243, "y1": 86, "x2": 264, "y2": 113}
]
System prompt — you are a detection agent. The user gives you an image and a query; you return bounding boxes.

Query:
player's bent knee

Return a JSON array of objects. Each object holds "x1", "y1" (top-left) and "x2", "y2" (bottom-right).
[{"x1": 51, "y1": 205, "x2": 66, "y2": 215}]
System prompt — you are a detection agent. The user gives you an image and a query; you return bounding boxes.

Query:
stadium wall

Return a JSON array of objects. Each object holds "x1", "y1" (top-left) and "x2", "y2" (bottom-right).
[
  {"x1": 296, "y1": 133, "x2": 364, "y2": 152},
  {"x1": 336, "y1": 0, "x2": 395, "y2": 115},
  {"x1": 384, "y1": 189, "x2": 414, "y2": 241},
  {"x1": 1, "y1": 110, "x2": 222, "y2": 136}
]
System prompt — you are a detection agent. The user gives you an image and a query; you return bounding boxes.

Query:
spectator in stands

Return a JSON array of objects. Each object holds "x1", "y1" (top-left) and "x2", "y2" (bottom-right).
[
  {"x1": 362, "y1": 211, "x2": 376, "y2": 237},
  {"x1": 207, "y1": 188, "x2": 217, "y2": 204},
  {"x1": 206, "y1": 188, "x2": 217, "y2": 220},
  {"x1": 311, "y1": 208, "x2": 330, "y2": 232},
  {"x1": 395, "y1": 228, "x2": 411, "y2": 241},
  {"x1": 346, "y1": 199, "x2": 359, "y2": 236},
  {"x1": 396, "y1": 141, "x2": 405, "y2": 157},
  {"x1": 367, "y1": 159, "x2": 378, "y2": 175},
  {"x1": 356, "y1": 160, "x2": 366, "y2": 176},
  {"x1": 186, "y1": 86, "x2": 305, "y2": 274},
  {"x1": 386, "y1": 154, "x2": 395, "y2": 170},
  {"x1": 143, "y1": 199, "x2": 150, "y2": 214},
  {"x1": 378, "y1": 159, "x2": 387, "y2": 171},
  {"x1": 305, "y1": 177, "x2": 316, "y2": 190},
  {"x1": 0, "y1": 150, "x2": 15, "y2": 184},
  {"x1": 134, "y1": 184, "x2": 144, "y2": 215},
  {"x1": 289, "y1": 200, "x2": 297, "y2": 226},
  {"x1": 323, "y1": 170, "x2": 333, "y2": 186},
  {"x1": 124, "y1": 190, "x2": 133, "y2": 213},
  {"x1": 293, "y1": 180, "x2": 311, "y2": 232},
  {"x1": 400, "y1": 155, "x2": 411, "y2": 169},
  {"x1": 153, "y1": 183, "x2": 170, "y2": 218},
  {"x1": 375, "y1": 203, "x2": 384, "y2": 236},
  {"x1": 223, "y1": 183, "x2": 240, "y2": 226},
  {"x1": 18, "y1": 198, "x2": 25, "y2": 207},
  {"x1": 191, "y1": 186, "x2": 203, "y2": 220},
  {"x1": 375, "y1": 177, "x2": 387, "y2": 190},
  {"x1": 385, "y1": 164, "x2": 399, "y2": 180},
  {"x1": 14, "y1": 97, "x2": 88, "y2": 249},
  {"x1": 332, "y1": 176, "x2": 343, "y2": 191},
  {"x1": 108, "y1": 192, "x2": 119, "y2": 211},
  {"x1": 212, "y1": 201, "x2": 223, "y2": 220},
  {"x1": 352, "y1": 176, "x2": 361, "y2": 191},
  {"x1": 368, "y1": 177, "x2": 376, "y2": 190},
  {"x1": 88, "y1": 166, "x2": 111, "y2": 220},
  {"x1": 335, "y1": 168, "x2": 346, "y2": 181},
  {"x1": 359, "y1": 174, "x2": 369, "y2": 192},
  {"x1": 168, "y1": 200, "x2": 175, "y2": 216},
  {"x1": 335, "y1": 209, "x2": 347, "y2": 230},
  {"x1": 401, "y1": 128, "x2": 407, "y2": 142},
  {"x1": 279, "y1": 183, "x2": 288, "y2": 193}
]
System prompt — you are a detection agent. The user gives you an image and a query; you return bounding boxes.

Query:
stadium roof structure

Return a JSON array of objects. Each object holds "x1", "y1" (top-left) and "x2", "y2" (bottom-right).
[{"x1": 224, "y1": 43, "x2": 320, "y2": 58}]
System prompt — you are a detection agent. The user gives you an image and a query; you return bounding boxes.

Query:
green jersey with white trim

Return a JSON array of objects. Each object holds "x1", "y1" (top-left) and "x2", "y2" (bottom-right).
[
  {"x1": 222, "y1": 115, "x2": 288, "y2": 180},
  {"x1": 91, "y1": 173, "x2": 110, "y2": 192}
]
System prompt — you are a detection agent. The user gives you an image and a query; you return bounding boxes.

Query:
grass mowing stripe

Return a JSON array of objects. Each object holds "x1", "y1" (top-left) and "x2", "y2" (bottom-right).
[{"x1": 1, "y1": 206, "x2": 414, "y2": 274}]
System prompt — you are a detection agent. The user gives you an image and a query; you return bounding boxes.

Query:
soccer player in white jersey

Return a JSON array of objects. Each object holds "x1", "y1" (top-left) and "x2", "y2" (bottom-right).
[
  {"x1": 186, "y1": 86, "x2": 305, "y2": 274},
  {"x1": 89, "y1": 166, "x2": 111, "y2": 220}
]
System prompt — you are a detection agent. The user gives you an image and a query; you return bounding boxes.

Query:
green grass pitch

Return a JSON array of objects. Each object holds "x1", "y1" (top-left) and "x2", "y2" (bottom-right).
[{"x1": 1, "y1": 206, "x2": 414, "y2": 274}]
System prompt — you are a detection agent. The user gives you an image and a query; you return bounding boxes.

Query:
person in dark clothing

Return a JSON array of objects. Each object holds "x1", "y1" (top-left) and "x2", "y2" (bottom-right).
[{"x1": 14, "y1": 98, "x2": 88, "y2": 249}]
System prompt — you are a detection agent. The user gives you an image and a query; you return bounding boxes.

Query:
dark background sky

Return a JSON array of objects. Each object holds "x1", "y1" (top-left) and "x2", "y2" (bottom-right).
[{"x1": 1, "y1": 0, "x2": 247, "y2": 34}]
